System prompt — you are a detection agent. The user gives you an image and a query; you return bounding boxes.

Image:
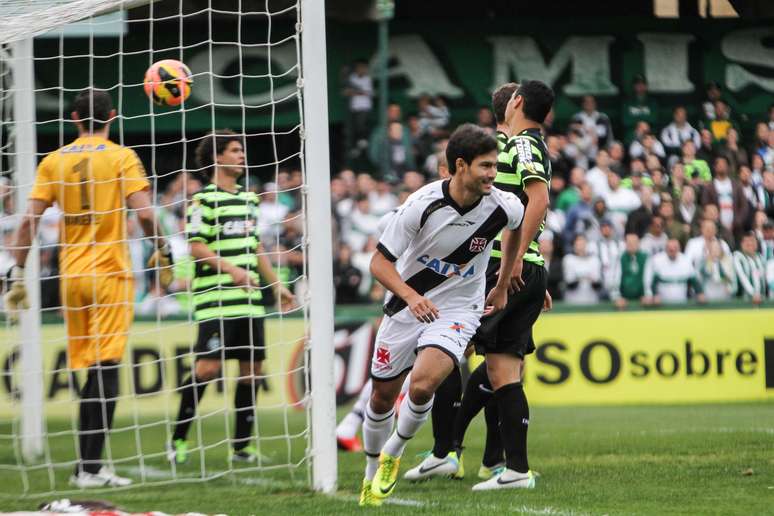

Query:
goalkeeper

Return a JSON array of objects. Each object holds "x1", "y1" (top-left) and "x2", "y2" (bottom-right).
[
  {"x1": 4, "y1": 89, "x2": 173, "y2": 488},
  {"x1": 167, "y1": 130, "x2": 295, "y2": 464}
]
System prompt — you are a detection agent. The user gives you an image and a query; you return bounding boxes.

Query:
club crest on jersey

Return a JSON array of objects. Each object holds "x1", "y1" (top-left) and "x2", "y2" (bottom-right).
[
  {"x1": 376, "y1": 347, "x2": 390, "y2": 365},
  {"x1": 417, "y1": 255, "x2": 475, "y2": 278},
  {"x1": 469, "y1": 237, "x2": 487, "y2": 252}
]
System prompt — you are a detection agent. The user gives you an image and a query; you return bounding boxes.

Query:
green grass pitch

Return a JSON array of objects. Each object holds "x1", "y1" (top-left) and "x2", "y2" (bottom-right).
[{"x1": 0, "y1": 402, "x2": 771, "y2": 515}]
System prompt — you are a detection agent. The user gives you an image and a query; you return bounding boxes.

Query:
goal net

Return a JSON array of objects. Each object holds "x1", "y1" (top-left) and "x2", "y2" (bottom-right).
[{"x1": 0, "y1": 0, "x2": 335, "y2": 498}]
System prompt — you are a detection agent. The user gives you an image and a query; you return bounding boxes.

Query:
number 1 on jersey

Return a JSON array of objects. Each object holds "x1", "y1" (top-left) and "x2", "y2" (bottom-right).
[{"x1": 74, "y1": 158, "x2": 90, "y2": 210}]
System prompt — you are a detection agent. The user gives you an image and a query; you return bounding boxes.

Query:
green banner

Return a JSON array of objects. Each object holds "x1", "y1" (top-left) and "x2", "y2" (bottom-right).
[{"x1": 30, "y1": 17, "x2": 774, "y2": 134}]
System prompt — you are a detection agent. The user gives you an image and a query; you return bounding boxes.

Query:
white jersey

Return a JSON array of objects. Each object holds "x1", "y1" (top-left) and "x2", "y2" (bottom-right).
[{"x1": 377, "y1": 179, "x2": 524, "y2": 323}]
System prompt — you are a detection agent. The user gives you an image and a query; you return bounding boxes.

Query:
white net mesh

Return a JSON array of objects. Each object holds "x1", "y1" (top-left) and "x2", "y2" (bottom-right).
[{"x1": 0, "y1": 0, "x2": 315, "y2": 497}]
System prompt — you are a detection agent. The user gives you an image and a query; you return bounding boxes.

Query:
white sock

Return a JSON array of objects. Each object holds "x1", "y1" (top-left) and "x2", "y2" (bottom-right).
[
  {"x1": 382, "y1": 395, "x2": 434, "y2": 458},
  {"x1": 363, "y1": 403, "x2": 394, "y2": 480}
]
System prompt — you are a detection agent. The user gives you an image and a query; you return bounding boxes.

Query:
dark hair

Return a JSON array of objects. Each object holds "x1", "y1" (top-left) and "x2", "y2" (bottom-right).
[
  {"x1": 514, "y1": 80, "x2": 554, "y2": 124},
  {"x1": 445, "y1": 123, "x2": 497, "y2": 175},
  {"x1": 72, "y1": 89, "x2": 113, "y2": 130},
  {"x1": 195, "y1": 129, "x2": 243, "y2": 177},
  {"x1": 491, "y1": 82, "x2": 519, "y2": 124}
]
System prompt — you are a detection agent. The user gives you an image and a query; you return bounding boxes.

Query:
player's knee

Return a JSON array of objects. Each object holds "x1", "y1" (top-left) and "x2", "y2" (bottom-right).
[
  {"x1": 369, "y1": 384, "x2": 395, "y2": 414},
  {"x1": 195, "y1": 361, "x2": 221, "y2": 381},
  {"x1": 408, "y1": 381, "x2": 434, "y2": 405}
]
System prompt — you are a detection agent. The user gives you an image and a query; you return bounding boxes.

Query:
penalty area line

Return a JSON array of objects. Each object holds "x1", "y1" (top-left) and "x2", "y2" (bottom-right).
[{"x1": 330, "y1": 494, "x2": 429, "y2": 507}]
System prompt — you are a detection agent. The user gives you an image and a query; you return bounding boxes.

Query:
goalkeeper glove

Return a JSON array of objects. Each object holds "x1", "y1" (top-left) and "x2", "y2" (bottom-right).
[
  {"x1": 147, "y1": 242, "x2": 175, "y2": 289},
  {"x1": 4, "y1": 265, "x2": 29, "y2": 324}
]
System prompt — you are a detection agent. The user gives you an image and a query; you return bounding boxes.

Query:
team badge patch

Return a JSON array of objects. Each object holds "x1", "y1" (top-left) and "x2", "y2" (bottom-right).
[
  {"x1": 469, "y1": 237, "x2": 487, "y2": 252},
  {"x1": 376, "y1": 347, "x2": 391, "y2": 365},
  {"x1": 450, "y1": 322, "x2": 464, "y2": 333}
]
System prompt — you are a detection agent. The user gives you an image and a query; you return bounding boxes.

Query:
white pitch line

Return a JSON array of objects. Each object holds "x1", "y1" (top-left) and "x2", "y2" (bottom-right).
[
  {"x1": 117, "y1": 465, "x2": 303, "y2": 489},
  {"x1": 331, "y1": 494, "x2": 428, "y2": 507}
]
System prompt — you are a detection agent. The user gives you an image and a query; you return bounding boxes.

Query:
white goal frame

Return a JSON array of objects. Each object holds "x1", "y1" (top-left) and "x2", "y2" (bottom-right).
[{"x1": 3, "y1": 0, "x2": 336, "y2": 494}]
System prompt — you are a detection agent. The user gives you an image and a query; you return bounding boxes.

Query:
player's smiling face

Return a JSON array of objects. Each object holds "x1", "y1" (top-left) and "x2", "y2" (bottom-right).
[
  {"x1": 217, "y1": 141, "x2": 246, "y2": 176},
  {"x1": 463, "y1": 150, "x2": 498, "y2": 196}
]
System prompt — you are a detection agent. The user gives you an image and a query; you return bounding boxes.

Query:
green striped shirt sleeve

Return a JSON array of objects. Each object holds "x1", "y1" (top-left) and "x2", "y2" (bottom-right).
[
  {"x1": 512, "y1": 135, "x2": 548, "y2": 184},
  {"x1": 186, "y1": 194, "x2": 216, "y2": 243}
]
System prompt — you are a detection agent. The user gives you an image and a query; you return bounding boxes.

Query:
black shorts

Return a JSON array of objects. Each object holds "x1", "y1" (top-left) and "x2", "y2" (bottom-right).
[
  {"x1": 194, "y1": 317, "x2": 266, "y2": 362},
  {"x1": 473, "y1": 260, "x2": 547, "y2": 357}
]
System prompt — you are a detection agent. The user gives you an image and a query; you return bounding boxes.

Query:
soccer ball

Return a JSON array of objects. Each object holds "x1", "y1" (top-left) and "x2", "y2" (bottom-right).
[{"x1": 143, "y1": 59, "x2": 193, "y2": 106}]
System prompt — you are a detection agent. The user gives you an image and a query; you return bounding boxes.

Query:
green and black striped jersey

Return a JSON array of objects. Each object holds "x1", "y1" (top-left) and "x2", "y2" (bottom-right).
[
  {"x1": 186, "y1": 183, "x2": 264, "y2": 321},
  {"x1": 491, "y1": 127, "x2": 551, "y2": 266}
]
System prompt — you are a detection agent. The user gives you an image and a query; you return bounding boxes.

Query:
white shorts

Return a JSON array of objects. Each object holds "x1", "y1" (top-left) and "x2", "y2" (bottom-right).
[{"x1": 370, "y1": 310, "x2": 481, "y2": 380}]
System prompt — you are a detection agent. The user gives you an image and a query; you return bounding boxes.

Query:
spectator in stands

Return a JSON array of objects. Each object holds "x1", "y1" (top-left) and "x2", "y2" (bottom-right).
[
  {"x1": 681, "y1": 140, "x2": 711, "y2": 183},
  {"x1": 758, "y1": 130, "x2": 774, "y2": 170},
  {"x1": 605, "y1": 171, "x2": 641, "y2": 231},
  {"x1": 676, "y1": 184, "x2": 701, "y2": 234},
  {"x1": 417, "y1": 94, "x2": 450, "y2": 137},
  {"x1": 698, "y1": 239, "x2": 736, "y2": 302},
  {"x1": 613, "y1": 233, "x2": 648, "y2": 309},
  {"x1": 629, "y1": 122, "x2": 666, "y2": 161},
  {"x1": 659, "y1": 199, "x2": 689, "y2": 248},
  {"x1": 733, "y1": 232, "x2": 766, "y2": 305},
  {"x1": 705, "y1": 99, "x2": 737, "y2": 143},
  {"x1": 572, "y1": 95, "x2": 613, "y2": 149},
  {"x1": 716, "y1": 127, "x2": 748, "y2": 174},
  {"x1": 697, "y1": 129, "x2": 716, "y2": 163},
  {"x1": 343, "y1": 59, "x2": 373, "y2": 159},
  {"x1": 476, "y1": 106, "x2": 495, "y2": 135},
  {"x1": 622, "y1": 75, "x2": 658, "y2": 144},
  {"x1": 368, "y1": 179, "x2": 398, "y2": 217},
  {"x1": 685, "y1": 217, "x2": 732, "y2": 269},
  {"x1": 701, "y1": 81, "x2": 723, "y2": 121},
  {"x1": 738, "y1": 165, "x2": 762, "y2": 217},
  {"x1": 586, "y1": 148, "x2": 612, "y2": 198},
  {"x1": 540, "y1": 237, "x2": 564, "y2": 301},
  {"x1": 341, "y1": 195, "x2": 380, "y2": 252},
  {"x1": 625, "y1": 185, "x2": 656, "y2": 237},
  {"x1": 589, "y1": 219, "x2": 623, "y2": 299},
  {"x1": 369, "y1": 120, "x2": 416, "y2": 183},
  {"x1": 563, "y1": 182, "x2": 594, "y2": 247},
  {"x1": 702, "y1": 203, "x2": 735, "y2": 245},
  {"x1": 562, "y1": 234, "x2": 602, "y2": 305},
  {"x1": 422, "y1": 138, "x2": 448, "y2": 178},
  {"x1": 402, "y1": 170, "x2": 425, "y2": 193},
  {"x1": 556, "y1": 166, "x2": 585, "y2": 212},
  {"x1": 564, "y1": 123, "x2": 594, "y2": 169},
  {"x1": 407, "y1": 114, "x2": 434, "y2": 169},
  {"x1": 639, "y1": 215, "x2": 668, "y2": 257},
  {"x1": 702, "y1": 156, "x2": 750, "y2": 242},
  {"x1": 607, "y1": 140, "x2": 625, "y2": 170},
  {"x1": 352, "y1": 236, "x2": 378, "y2": 300},
  {"x1": 333, "y1": 244, "x2": 363, "y2": 304},
  {"x1": 644, "y1": 238, "x2": 705, "y2": 305},
  {"x1": 546, "y1": 134, "x2": 573, "y2": 181},
  {"x1": 661, "y1": 105, "x2": 700, "y2": 157},
  {"x1": 762, "y1": 171, "x2": 774, "y2": 218},
  {"x1": 752, "y1": 122, "x2": 769, "y2": 156},
  {"x1": 758, "y1": 219, "x2": 774, "y2": 261},
  {"x1": 258, "y1": 182, "x2": 290, "y2": 246}
]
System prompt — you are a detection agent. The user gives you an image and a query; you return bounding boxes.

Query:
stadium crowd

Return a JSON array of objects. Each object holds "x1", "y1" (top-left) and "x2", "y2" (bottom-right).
[{"x1": 1, "y1": 74, "x2": 774, "y2": 312}]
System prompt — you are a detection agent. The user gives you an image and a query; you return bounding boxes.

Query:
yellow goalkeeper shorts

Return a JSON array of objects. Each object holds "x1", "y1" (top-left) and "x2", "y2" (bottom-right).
[{"x1": 62, "y1": 275, "x2": 134, "y2": 369}]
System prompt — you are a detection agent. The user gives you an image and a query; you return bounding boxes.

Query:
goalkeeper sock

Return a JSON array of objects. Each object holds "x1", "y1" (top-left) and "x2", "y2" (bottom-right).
[
  {"x1": 172, "y1": 374, "x2": 209, "y2": 442},
  {"x1": 382, "y1": 395, "x2": 433, "y2": 458},
  {"x1": 363, "y1": 404, "x2": 393, "y2": 480},
  {"x1": 233, "y1": 381, "x2": 259, "y2": 451},
  {"x1": 482, "y1": 400, "x2": 504, "y2": 467},
  {"x1": 431, "y1": 367, "x2": 461, "y2": 459},
  {"x1": 451, "y1": 362, "x2": 492, "y2": 454},
  {"x1": 79, "y1": 364, "x2": 119, "y2": 475},
  {"x1": 495, "y1": 382, "x2": 530, "y2": 473}
]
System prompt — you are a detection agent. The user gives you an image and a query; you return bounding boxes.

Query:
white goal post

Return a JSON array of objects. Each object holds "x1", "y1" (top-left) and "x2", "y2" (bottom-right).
[{"x1": 0, "y1": 0, "x2": 336, "y2": 495}]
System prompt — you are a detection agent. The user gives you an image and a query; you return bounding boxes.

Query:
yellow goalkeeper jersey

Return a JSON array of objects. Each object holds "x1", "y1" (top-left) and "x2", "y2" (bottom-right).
[{"x1": 29, "y1": 135, "x2": 149, "y2": 278}]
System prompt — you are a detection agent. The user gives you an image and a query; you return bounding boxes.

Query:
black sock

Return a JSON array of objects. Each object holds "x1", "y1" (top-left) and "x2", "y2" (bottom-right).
[
  {"x1": 431, "y1": 367, "x2": 462, "y2": 458},
  {"x1": 451, "y1": 362, "x2": 493, "y2": 454},
  {"x1": 494, "y1": 382, "x2": 529, "y2": 473},
  {"x1": 78, "y1": 364, "x2": 119, "y2": 475},
  {"x1": 233, "y1": 381, "x2": 258, "y2": 451},
  {"x1": 482, "y1": 400, "x2": 504, "y2": 467},
  {"x1": 172, "y1": 374, "x2": 209, "y2": 442}
]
